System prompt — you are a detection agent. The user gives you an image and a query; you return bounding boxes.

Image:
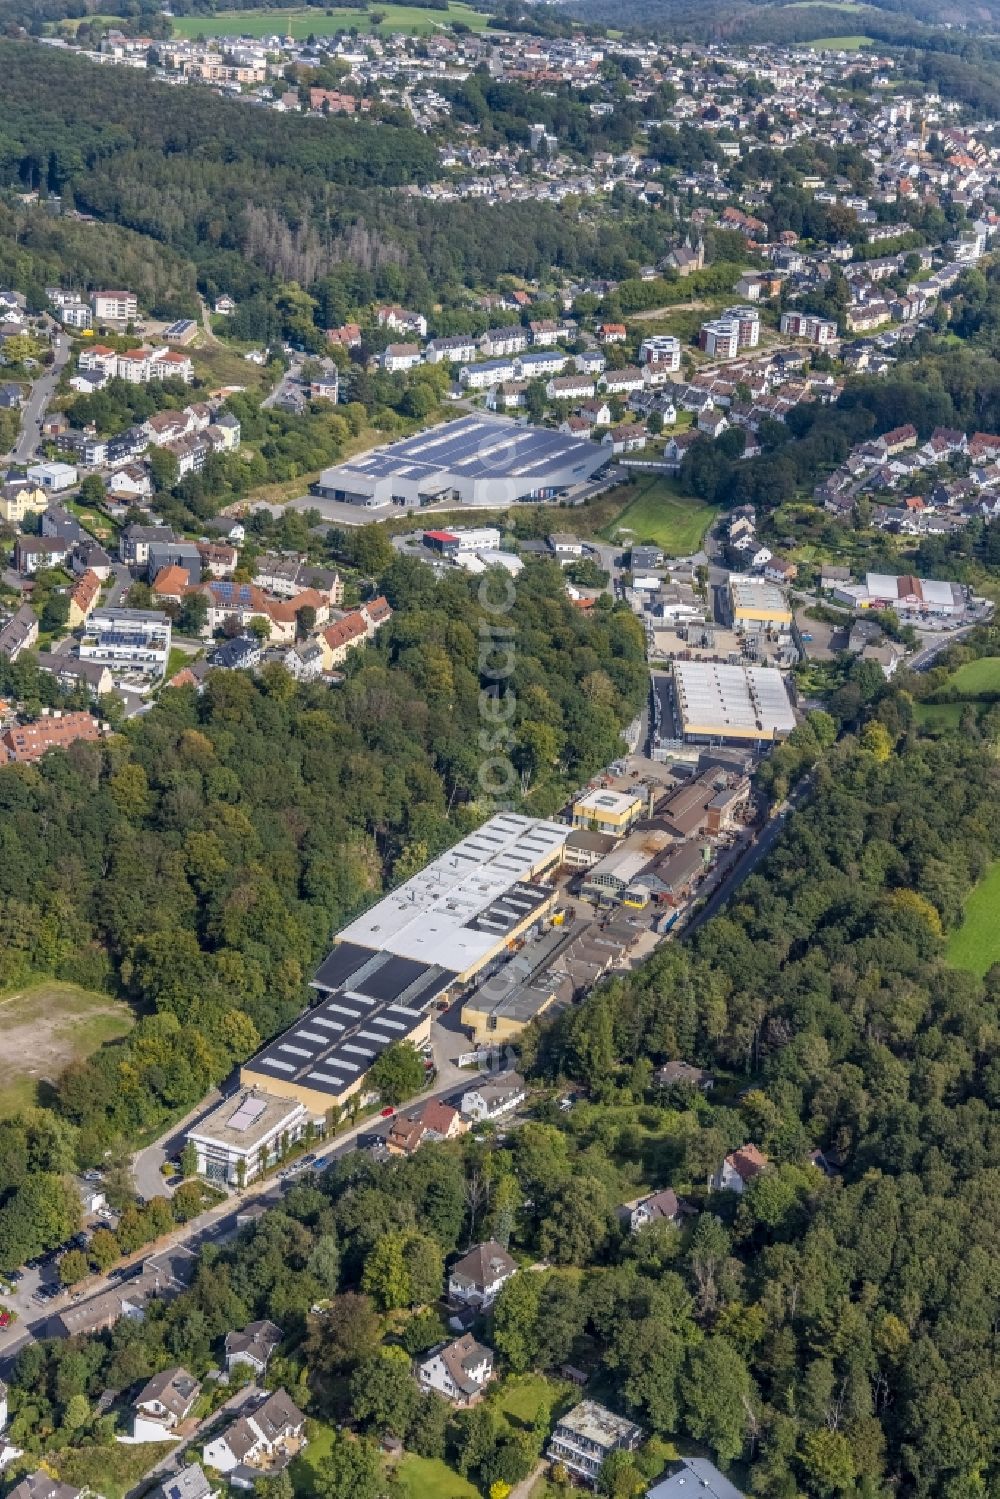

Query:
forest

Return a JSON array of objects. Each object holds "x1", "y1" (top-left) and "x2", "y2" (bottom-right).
[
  {"x1": 0, "y1": 42, "x2": 677, "y2": 303},
  {"x1": 1, "y1": 655, "x2": 999, "y2": 1498}
]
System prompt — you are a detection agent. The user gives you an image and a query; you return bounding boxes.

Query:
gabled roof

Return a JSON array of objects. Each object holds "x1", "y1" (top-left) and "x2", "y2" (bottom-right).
[{"x1": 450, "y1": 1240, "x2": 516, "y2": 1290}]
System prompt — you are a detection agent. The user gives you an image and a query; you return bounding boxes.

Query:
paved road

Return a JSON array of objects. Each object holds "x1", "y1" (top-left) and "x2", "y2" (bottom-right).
[
  {"x1": 261, "y1": 362, "x2": 303, "y2": 412},
  {"x1": 682, "y1": 774, "x2": 816, "y2": 938},
  {"x1": 11, "y1": 325, "x2": 71, "y2": 465},
  {"x1": 0, "y1": 1000, "x2": 478, "y2": 1363},
  {"x1": 103, "y1": 564, "x2": 132, "y2": 608}
]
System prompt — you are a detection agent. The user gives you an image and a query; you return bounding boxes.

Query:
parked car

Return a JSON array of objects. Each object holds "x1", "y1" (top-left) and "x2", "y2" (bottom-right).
[{"x1": 380, "y1": 1107, "x2": 396, "y2": 1118}]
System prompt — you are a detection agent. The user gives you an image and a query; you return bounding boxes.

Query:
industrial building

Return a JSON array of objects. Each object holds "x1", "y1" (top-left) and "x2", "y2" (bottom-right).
[
  {"x1": 313, "y1": 414, "x2": 608, "y2": 509},
  {"x1": 239, "y1": 815, "x2": 568, "y2": 1116},
  {"x1": 728, "y1": 577, "x2": 793, "y2": 631},
  {"x1": 571, "y1": 787, "x2": 647, "y2": 837},
  {"x1": 832, "y1": 572, "x2": 965, "y2": 616},
  {"x1": 672, "y1": 661, "x2": 796, "y2": 744}
]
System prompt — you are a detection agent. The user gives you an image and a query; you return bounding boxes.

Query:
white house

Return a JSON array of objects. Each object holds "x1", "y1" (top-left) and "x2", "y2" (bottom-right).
[
  {"x1": 131, "y1": 1368, "x2": 200, "y2": 1443},
  {"x1": 712, "y1": 1144, "x2": 769, "y2": 1195},
  {"x1": 382, "y1": 343, "x2": 423, "y2": 373},
  {"x1": 447, "y1": 1241, "x2": 517, "y2": 1309},
  {"x1": 460, "y1": 1071, "x2": 526, "y2": 1122},
  {"x1": 202, "y1": 1390, "x2": 306, "y2": 1483},
  {"x1": 224, "y1": 1321, "x2": 282, "y2": 1377},
  {"x1": 624, "y1": 1189, "x2": 681, "y2": 1234},
  {"x1": 419, "y1": 1336, "x2": 495, "y2": 1407}
]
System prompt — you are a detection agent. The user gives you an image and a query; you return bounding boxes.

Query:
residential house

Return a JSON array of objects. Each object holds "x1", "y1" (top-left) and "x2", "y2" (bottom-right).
[
  {"x1": 68, "y1": 569, "x2": 102, "y2": 628},
  {"x1": 712, "y1": 1143, "x2": 769, "y2": 1195},
  {"x1": 376, "y1": 305, "x2": 427, "y2": 339},
  {"x1": 0, "y1": 482, "x2": 47, "y2": 525},
  {"x1": 197, "y1": 542, "x2": 238, "y2": 578},
  {"x1": 598, "y1": 322, "x2": 627, "y2": 343},
  {"x1": 14, "y1": 535, "x2": 67, "y2": 574},
  {"x1": 152, "y1": 565, "x2": 192, "y2": 606},
  {"x1": 547, "y1": 1401, "x2": 644, "y2": 1487},
  {"x1": 72, "y1": 542, "x2": 113, "y2": 581},
  {"x1": 154, "y1": 1464, "x2": 217, "y2": 1499},
  {"x1": 418, "y1": 1336, "x2": 494, "y2": 1407},
  {"x1": 622, "y1": 1188, "x2": 681, "y2": 1234},
  {"x1": 386, "y1": 1099, "x2": 466, "y2": 1157},
  {"x1": 600, "y1": 366, "x2": 645, "y2": 396},
  {"x1": 460, "y1": 1071, "x2": 526, "y2": 1122},
  {"x1": 35, "y1": 653, "x2": 114, "y2": 698},
  {"x1": 211, "y1": 635, "x2": 264, "y2": 672},
  {"x1": 80, "y1": 607, "x2": 172, "y2": 682},
  {"x1": 480, "y1": 326, "x2": 528, "y2": 357},
  {"x1": 447, "y1": 1241, "x2": 517, "y2": 1309},
  {"x1": 0, "y1": 605, "x2": 38, "y2": 661},
  {"x1": 382, "y1": 343, "x2": 423, "y2": 373},
  {"x1": 120, "y1": 523, "x2": 172, "y2": 570},
  {"x1": 2, "y1": 712, "x2": 101, "y2": 765},
  {"x1": 546, "y1": 374, "x2": 596, "y2": 401},
  {"x1": 602, "y1": 423, "x2": 647, "y2": 455},
  {"x1": 425, "y1": 335, "x2": 478, "y2": 365},
  {"x1": 7, "y1": 1476, "x2": 80, "y2": 1499},
  {"x1": 322, "y1": 612, "x2": 369, "y2": 665},
  {"x1": 132, "y1": 1367, "x2": 201, "y2": 1442},
  {"x1": 201, "y1": 1389, "x2": 306, "y2": 1486},
  {"x1": 646, "y1": 1457, "x2": 746, "y2": 1499},
  {"x1": 654, "y1": 1060, "x2": 714, "y2": 1091},
  {"x1": 578, "y1": 399, "x2": 612, "y2": 427},
  {"x1": 225, "y1": 1322, "x2": 282, "y2": 1378}
]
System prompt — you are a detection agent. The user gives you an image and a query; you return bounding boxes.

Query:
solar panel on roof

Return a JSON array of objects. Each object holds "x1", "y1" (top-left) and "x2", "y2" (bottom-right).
[{"x1": 228, "y1": 1097, "x2": 267, "y2": 1132}]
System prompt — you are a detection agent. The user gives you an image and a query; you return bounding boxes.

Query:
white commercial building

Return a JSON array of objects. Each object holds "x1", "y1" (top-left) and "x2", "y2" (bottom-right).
[
  {"x1": 186, "y1": 1089, "x2": 308, "y2": 1186},
  {"x1": 26, "y1": 461, "x2": 77, "y2": 492}
]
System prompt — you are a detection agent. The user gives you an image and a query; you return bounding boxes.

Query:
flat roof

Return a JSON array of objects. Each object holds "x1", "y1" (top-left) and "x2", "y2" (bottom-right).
[
  {"x1": 336, "y1": 813, "x2": 568, "y2": 971},
  {"x1": 555, "y1": 1401, "x2": 643, "y2": 1449},
  {"x1": 729, "y1": 577, "x2": 791, "y2": 615},
  {"x1": 318, "y1": 414, "x2": 602, "y2": 493},
  {"x1": 246, "y1": 980, "x2": 432, "y2": 1103},
  {"x1": 673, "y1": 661, "x2": 795, "y2": 738},
  {"x1": 574, "y1": 788, "x2": 643, "y2": 815},
  {"x1": 188, "y1": 1089, "x2": 304, "y2": 1148}
]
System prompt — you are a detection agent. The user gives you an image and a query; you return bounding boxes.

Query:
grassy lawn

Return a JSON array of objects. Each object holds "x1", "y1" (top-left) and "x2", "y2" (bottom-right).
[
  {"x1": 170, "y1": 2, "x2": 488, "y2": 37},
  {"x1": 391, "y1": 1455, "x2": 481, "y2": 1499},
  {"x1": 491, "y1": 1372, "x2": 573, "y2": 1428},
  {"x1": 0, "y1": 981, "x2": 134, "y2": 1118},
  {"x1": 944, "y1": 656, "x2": 1000, "y2": 696},
  {"x1": 913, "y1": 701, "x2": 967, "y2": 729},
  {"x1": 54, "y1": 1441, "x2": 172, "y2": 1499},
  {"x1": 946, "y1": 861, "x2": 1000, "y2": 978},
  {"x1": 290, "y1": 1419, "x2": 337, "y2": 1498},
  {"x1": 808, "y1": 33, "x2": 874, "y2": 47},
  {"x1": 599, "y1": 477, "x2": 719, "y2": 556}
]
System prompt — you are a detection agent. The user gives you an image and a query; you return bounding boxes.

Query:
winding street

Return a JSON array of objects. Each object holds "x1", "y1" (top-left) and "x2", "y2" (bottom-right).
[{"x1": 10, "y1": 323, "x2": 71, "y2": 465}]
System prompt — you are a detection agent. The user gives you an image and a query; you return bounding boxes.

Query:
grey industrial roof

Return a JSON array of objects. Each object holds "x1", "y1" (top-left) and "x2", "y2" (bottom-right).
[
  {"x1": 673, "y1": 662, "x2": 795, "y2": 738},
  {"x1": 335, "y1": 813, "x2": 567, "y2": 970},
  {"x1": 247, "y1": 980, "x2": 434, "y2": 1102},
  {"x1": 318, "y1": 414, "x2": 603, "y2": 492}
]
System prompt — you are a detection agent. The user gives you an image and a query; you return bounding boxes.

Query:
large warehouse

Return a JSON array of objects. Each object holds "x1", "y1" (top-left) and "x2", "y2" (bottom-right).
[
  {"x1": 313, "y1": 414, "x2": 608, "y2": 509},
  {"x1": 672, "y1": 661, "x2": 796, "y2": 744},
  {"x1": 239, "y1": 814, "x2": 569, "y2": 1117}
]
